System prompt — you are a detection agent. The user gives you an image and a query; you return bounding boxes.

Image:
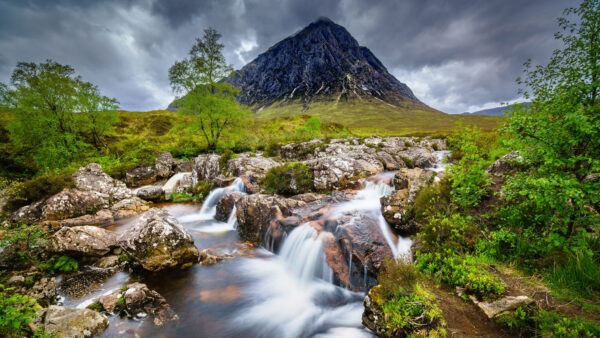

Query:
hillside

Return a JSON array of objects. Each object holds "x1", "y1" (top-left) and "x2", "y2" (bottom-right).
[{"x1": 462, "y1": 102, "x2": 530, "y2": 116}]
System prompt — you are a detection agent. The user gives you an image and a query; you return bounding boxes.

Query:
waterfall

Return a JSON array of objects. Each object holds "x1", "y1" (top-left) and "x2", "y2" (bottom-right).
[{"x1": 278, "y1": 224, "x2": 334, "y2": 283}]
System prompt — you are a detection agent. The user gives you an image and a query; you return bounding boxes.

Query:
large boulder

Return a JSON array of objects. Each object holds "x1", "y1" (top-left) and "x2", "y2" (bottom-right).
[
  {"x1": 136, "y1": 185, "x2": 165, "y2": 202},
  {"x1": 306, "y1": 155, "x2": 383, "y2": 191},
  {"x1": 118, "y1": 208, "x2": 199, "y2": 271},
  {"x1": 100, "y1": 282, "x2": 178, "y2": 324},
  {"x1": 109, "y1": 197, "x2": 149, "y2": 219},
  {"x1": 47, "y1": 226, "x2": 117, "y2": 257},
  {"x1": 126, "y1": 165, "x2": 157, "y2": 187},
  {"x1": 486, "y1": 151, "x2": 524, "y2": 176},
  {"x1": 393, "y1": 168, "x2": 436, "y2": 203},
  {"x1": 380, "y1": 189, "x2": 415, "y2": 233},
  {"x1": 10, "y1": 200, "x2": 45, "y2": 224},
  {"x1": 154, "y1": 151, "x2": 174, "y2": 178},
  {"x1": 73, "y1": 163, "x2": 132, "y2": 200},
  {"x1": 43, "y1": 305, "x2": 108, "y2": 337},
  {"x1": 235, "y1": 194, "x2": 307, "y2": 245},
  {"x1": 396, "y1": 147, "x2": 438, "y2": 168},
  {"x1": 215, "y1": 192, "x2": 243, "y2": 222},
  {"x1": 227, "y1": 154, "x2": 280, "y2": 180},
  {"x1": 41, "y1": 189, "x2": 109, "y2": 221},
  {"x1": 41, "y1": 209, "x2": 115, "y2": 229},
  {"x1": 280, "y1": 139, "x2": 324, "y2": 161},
  {"x1": 192, "y1": 154, "x2": 221, "y2": 182}
]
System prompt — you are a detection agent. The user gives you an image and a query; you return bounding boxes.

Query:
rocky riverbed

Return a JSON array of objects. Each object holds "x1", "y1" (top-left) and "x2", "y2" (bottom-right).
[{"x1": 3, "y1": 136, "x2": 451, "y2": 337}]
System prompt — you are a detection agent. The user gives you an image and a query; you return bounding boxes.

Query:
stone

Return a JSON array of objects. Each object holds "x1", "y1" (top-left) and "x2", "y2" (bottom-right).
[
  {"x1": 199, "y1": 249, "x2": 232, "y2": 265},
  {"x1": 100, "y1": 291, "x2": 122, "y2": 313},
  {"x1": 118, "y1": 208, "x2": 199, "y2": 271},
  {"x1": 30, "y1": 277, "x2": 57, "y2": 307},
  {"x1": 280, "y1": 139, "x2": 323, "y2": 161},
  {"x1": 110, "y1": 197, "x2": 149, "y2": 219},
  {"x1": 94, "y1": 255, "x2": 120, "y2": 269},
  {"x1": 227, "y1": 154, "x2": 280, "y2": 180},
  {"x1": 215, "y1": 192, "x2": 243, "y2": 222},
  {"x1": 123, "y1": 283, "x2": 178, "y2": 323},
  {"x1": 192, "y1": 154, "x2": 221, "y2": 182},
  {"x1": 306, "y1": 154, "x2": 383, "y2": 191},
  {"x1": 380, "y1": 189, "x2": 417, "y2": 234},
  {"x1": 47, "y1": 226, "x2": 117, "y2": 257},
  {"x1": 41, "y1": 189, "x2": 109, "y2": 221},
  {"x1": 154, "y1": 152, "x2": 174, "y2": 178},
  {"x1": 126, "y1": 165, "x2": 157, "y2": 187},
  {"x1": 235, "y1": 194, "x2": 307, "y2": 245},
  {"x1": 486, "y1": 151, "x2": 524, "y2": 176},
  {"x1": 396, "y1": 147, "x2": 438, "y2": 168},
  {"x1": 73, "y1": 163, "x2": 132, "y2": 200},
  {"x1": 136, "y1": 185, "x2": 165, "y2": 202},
  {"x1": 174, "y1": 159, "x2": 193, "y2": 173},
  {"x1": 393, "y1": 168, "x2": 436, "y2": 203},
  {"x1": 8, "y1": 275, "x2": 25, "y2": 285},
  {"x1": 469, "y1": 295, "x2": 534, "y2": 318},
  {"x1": 44, "y1": 305, "x2": 108, "y2": 337},
  {"x1": 9, "y1": 200, "x2": 45, "y2": 224}
]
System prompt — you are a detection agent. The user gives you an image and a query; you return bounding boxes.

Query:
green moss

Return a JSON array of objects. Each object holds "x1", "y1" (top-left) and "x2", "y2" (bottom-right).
[
  {"x1": 87, "y1": 301, "x2": 104, "y2": 312},
  {"x1": 4, "y1": 172, "x2": 75, "y2": 213},
  {"x1": 193, "y1": 180, "x2": 213, "y2": 201},
  {"x1": 260, "y1": 162, "x2": 314, "y2": 196}
]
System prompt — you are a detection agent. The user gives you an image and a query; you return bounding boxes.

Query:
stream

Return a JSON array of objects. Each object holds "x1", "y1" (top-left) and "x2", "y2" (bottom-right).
[{"x1": 58, "y1": 151, "x2": 450, "y2": 337}]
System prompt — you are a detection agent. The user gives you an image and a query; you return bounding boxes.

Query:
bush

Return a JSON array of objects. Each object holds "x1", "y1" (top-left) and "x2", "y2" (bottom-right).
[
  {"x1": 417, "y1": 214, "x2": 479, "y2": 255},
  {"x1": 0, "y1": 286, "x2": 40, "y2": 337},
  {"x1": 497, "y1": 305, "x2": 600, "y2": 337},
  {"x1": 263, "y1": 140, "x2": 281, "y2": 157},
  {"x1": 413, "y1": 176, "x2": 453, "y2": 222},
  {"x1": 370, "y1": 258, "x2": 446, "y2": 337},
  {"x1": 0, "y1": 224, "x2": 49, "y2": 268},
  {"x1": 260, "y1": 163, "x2": 314, "y2": 196},
  {"x1": 545, "y1": 248, "x2": 600, "y2": 300},
  {"x1": 52, "y1": 255, "x2": 79, "y2": 273},
  {"x1": 4, "y1": 172, "x2": 75, "y2": 213}
]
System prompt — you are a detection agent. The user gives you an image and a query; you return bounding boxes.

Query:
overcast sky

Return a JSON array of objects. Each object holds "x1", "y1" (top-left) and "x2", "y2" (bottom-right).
[{"x1": 0, "y1": 0, "x2": 575, "y2": 113}]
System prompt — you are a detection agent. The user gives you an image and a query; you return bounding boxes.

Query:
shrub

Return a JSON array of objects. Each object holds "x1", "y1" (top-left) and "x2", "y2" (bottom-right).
[
  {"x1": 497, "y1": 305, "x2": 600, "y2": 337},
  {"x1": 170, "y1": 191, "x2": 197, "y2": 203},
  {"x1": 545, "y1": 248, "x2": 600, "y2": 300},
  {"x1": 413, "y1": 176, "x2": 453, "y2": 222},
  {"x1": 4, "y1": 172, "x2": 75, "y2": 213},
  {"x1": 398, "y1": 155, "x2": 414, "y2": 169},
  {"x1": 0, "y1": 286, "x2": 39, "y2": 337},
  {"x1": 52, "y1": 255, "x2": 79, "y2": 273},
  {"x1": 263, "y1": 140, "x2": 281, "y2": 157},
  {"x1": 260, "y1": 163, "x2": 314, "y2": 196},
  {"x1": 417, "y1": 214, "x2": 479, "y2": 255},
  {"x1": 0, "y1": 224, "x2": 49, "y2": 267}
]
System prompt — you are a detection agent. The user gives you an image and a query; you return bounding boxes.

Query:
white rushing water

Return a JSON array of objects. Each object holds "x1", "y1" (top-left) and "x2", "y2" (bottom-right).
[{"x1": 177, "y1": 177, "x2": 245, "y2": 232}]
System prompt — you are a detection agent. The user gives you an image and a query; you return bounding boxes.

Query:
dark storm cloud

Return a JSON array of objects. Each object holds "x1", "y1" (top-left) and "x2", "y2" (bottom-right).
[{"x1": 0, "y1": 0, "x2": 574, "y2": 112}]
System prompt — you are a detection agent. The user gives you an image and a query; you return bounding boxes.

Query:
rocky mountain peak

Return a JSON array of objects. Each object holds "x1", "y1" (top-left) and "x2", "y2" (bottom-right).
[{"x1": 227, "y1": 17, "x2": 426, "y2": 109}]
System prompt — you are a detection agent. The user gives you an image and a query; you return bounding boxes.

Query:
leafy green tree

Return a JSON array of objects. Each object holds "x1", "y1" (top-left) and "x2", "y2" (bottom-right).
[
  {"x1": 503, "y1": 0, "x2": 600, "y2": 246},
  {"x1": 2, "y1": 60, "x2": 118, "y2": 171},
  {"x1": 169, "y1": 28, "x2": 250, "y2": 151}
]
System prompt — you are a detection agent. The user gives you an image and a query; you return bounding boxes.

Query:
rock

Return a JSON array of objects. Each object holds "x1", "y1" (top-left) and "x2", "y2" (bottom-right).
[
  {"x1": 396, "y1": 147, "x2": 439, "y2": 168},
  {"x1": 8, "y1": 275, "x2": 25, "y2": 285},
  {"x1": 110, "y1": 197, "x2": 149, "y2": 219},
  {"x1": 154, "y1": 152, "x2": 174, "y2": 178},
  {"x1": 30, "y1": 277, "x2": 57, "y2": 306},
  {"x1": 41, "y1": 189, "x2": 109, "y2": 221},
  {"x1": 393, "y1": 168, "x2": 436, "y2": 203},
  {"x1": 100, "y1": 291, "x2": 122, "y2": 313},
  {"x1": 117, "y1": 282, "x2": 178, "y2": 324},
  {"x1": 213, "y1": 176, "x2": 236, "y2": 188},
  {"x1": 320, "y1": 232, "x2": 351, "y2": 289},
  {"x1": 126, "y1": 165, "x2": 157, "y2": 187},
  {"x1": 199, "y1": 248, "x2": 232, "y2": 265},
  {"x1": 362, "y1": 285, "x2": 383, "y2": 335},
  {"x1": 469, "y1": 295, "x2": 534, "y2": 318},
  {"x1": 44, "y1": 305, "x2": 108, "y2": 337},
  {"x1": 41, "y1": 209, "x2": 115, "y2": 229},
  {"x1": 306, "y1": 154, "x2": 383, "y2": 191},
  {"x1": 47, "y1": 226, "x2": 117, "y2": 257},
  {"x1": 376, "y1": 151, "x2": 402, "y2": 170},
  {"x1": 486, "y1": 151, "x2": 524, "y2": 176},
  {"x1": 94, "y1": 255, "x2": 120, "y2": 269},
  {"x1": 192, "y1": 154, "x2": 221, "y2": 182},
  {"x1": 174, "y1": 159, "x2": 193, "y2": 173},
  {"x1": 227, "y1": 154, "x2": 280, "y2": 180},
  {"x1": 136, "y1": 185, "x2": 165, "y2": 202},
  {"x1": 118, "y1": 208, "x2": 199, "y2": 271},
  {"x1": 235, "y1": 194, "x2": 307, "y2": 245},
  {"x1": 280, "y1": 139, "x2": 323, "y2": 161},
  {"x1": 10, "y1": 200, "x2": 45, "y2": 224},
  {"x1": 58, "y1": 268, "x2": 116, "y2": 298},
  {"x1": 215, "y1": 192, "x2": 243, "y2": 222},
  {"x1": 240, "y1": 175, "x2": 260, "y2": 194},
  {"x1": 162, "y1": 172, "x2": 194, "y2": 198},
  {"x1": 73, "y1": 163, "x2": 133, "y2": 200},
  {"x1": 380, "y1": 189, "x2": 416, "y2": 233}
]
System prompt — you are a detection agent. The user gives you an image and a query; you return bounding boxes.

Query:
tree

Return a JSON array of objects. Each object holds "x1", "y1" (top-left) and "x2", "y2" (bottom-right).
[
  {"x1": 3, "y1": 60, "x2": 118, "y2": 171},
  {"x1": 169, "y1": 28, "x2": 250, "y2": 150},
  {"x1": 503, "y1": 0, "x2": 600, "y2": 247}
]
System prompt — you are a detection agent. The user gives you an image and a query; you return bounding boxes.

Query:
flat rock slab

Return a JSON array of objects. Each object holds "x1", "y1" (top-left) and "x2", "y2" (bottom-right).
[
  {"x1": 469, "y1": 295, "x2": 534, "y2": 318},
  {"x1": 44, "y1": 305, "x2": 108, "y2": 337}
]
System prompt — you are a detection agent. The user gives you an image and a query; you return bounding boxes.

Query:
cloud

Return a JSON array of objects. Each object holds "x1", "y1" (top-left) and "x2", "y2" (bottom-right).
[{"x1": 0, "y1": 0, "x2": 571, "y2": 112}]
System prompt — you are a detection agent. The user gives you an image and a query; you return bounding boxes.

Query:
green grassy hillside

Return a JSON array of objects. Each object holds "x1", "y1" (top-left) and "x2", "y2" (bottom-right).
[{"x1": 254, "y1": 98, "x2": 502, "y2": 136}]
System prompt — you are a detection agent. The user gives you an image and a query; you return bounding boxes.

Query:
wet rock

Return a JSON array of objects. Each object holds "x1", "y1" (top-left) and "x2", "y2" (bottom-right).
[
  {"x1": 236, "y1": 194, "x2": 307, "y2": 245},
  {"x1": 44, "y1": 305, "x2": 108, "y2": 337},
  {"x1": 376, "y1": 151, "x2": 402, "y2": 170},
  {"x1": 154, "y1": 152, "x2": 174, "y2": 178},
  {"x1": 380, "y1": 189, "x2": 416, "y2": 234},
  {"x1": 192, "y1": 154, "x2": 221, "y2": 182},
  {"x1": 100, "y1": 291, "x2": 122, "y2": 313},
  {"x1": 110, "y1": 197, "x2": 149, "y2": 219},
  {"x1": 41, "y1": 189, "x2": 109, "y2": 221},
  {"x1": 10, "y1": 200, "x2": 45, "y2": 224},
  {"x1": 118, "y1": 208, "x2": 199, "y2": 271},
  {"x1": 215, "y1": 192, "x2": 243, "y2": 222},
  {"x1": 94, "y1": 255, "x2": 120, "y2": 269},
  {"x1": 199, "y1": 248, "x2": 233, "y2": 265},
  {"x1": 486, "y1": 151, "x2": 524, "y2": 176},
  {"x1": 136, "y1": 186, "x2": 165, "y2": 202},
  {"x1": 73, "y1": 163, "x2": 133, "y2": 200},
  {"x1": 306, "y1": 154, "x2": 383, "y2": 191},
  {"x1": 47, "y1": 226, "x2": 117, "y2": 257},
  {"x1": 393, "y1": 168, "x2": 436, "y2": 203},
  {"x1": 320, "y1": 232, "x2": 351, "y2": 289},
  {"x1": 30, "y1": 277, "x2": 57, "y2": 306},
  {"x1": 240, "y1": 175, "x2": 260, "y2": 194},
  {"x1": 290, "y1": 192, "x2": 326, "y2": 203},
  {"x1": 126, "y1": 165, "x2": 157, "y2": 187},
  {"x1": 120, "y1": 283, "x2": 178, "y2": 324},
  {"x1": 59, "y1": 268, "x2": 116, "y2": 297},
  {"x1": 174, "y1": 159, "x2": 193, "y2": 173},
  {"x1": 213, "y1": 176, "x2": 236, "y2": 188},
  {"x1": 469, "y1": 295, "x2": 534, "y2": 318},
  {"x1": 42, "y1": 209, "x2": 115, "y2": 229},
  {"x1": 227, "y1": 154, "x2": 280, "y2": 180},
  {"x1": 8, "y1": 275, "x2": 25, "y2": 285}
]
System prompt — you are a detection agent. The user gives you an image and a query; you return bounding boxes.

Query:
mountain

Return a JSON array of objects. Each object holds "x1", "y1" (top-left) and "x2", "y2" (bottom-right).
[
  {"x1": 462, "y1": 102, "x2": 530, "y2": 116},
  {"x1": 226, "y1": 17, "x2": 437, "y2": 116}
]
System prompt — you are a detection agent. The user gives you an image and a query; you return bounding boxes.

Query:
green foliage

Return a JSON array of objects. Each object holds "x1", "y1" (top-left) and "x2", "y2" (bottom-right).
[
  {"x1": 170, "y1": 191, "x2": 197, "y2": 203},
  {"x1": 497, "y1": 305, "x2": 600, "y2": 338},
  {"x1": 87, "y1": 301, "x2": 104, "y2": 312},
  {"x1": 169, "y1": 28, "x2": 250, "y2": 150},
  {"x1": 447, "y1": 126, "x2": 493, "y2": 209},
  {"x1": 417, "y1": 214, "x2": 479, "y2": 255},
  {"x1": 413, "y1": 176, "x2": 453, "y2": 222},
  {"x1": 218, "y1": 149, "x2": 237, "y2": 175},
  {"x1": 371, "y1": 259, "x2": 446, "y2": 337},
  {"x1": 545, "y1": 246, "x2": 600, "y2": 300},
  {"x1": 2, "y1": 60, "x2": 118, "y2": 171},
  {"x1": 52, "y1": 255, "x2": 79, "y2": 273},
  {"x1": 260, "y1": 163, "x2": 314, "y2": 196},
  {"x1": 0, "y1": 286, "x2": 40, "y2": 337},
  {"x1": 4, "y1": 171, "x2": 74, "y2": 213},
  {"x1": 263, "y1": 140, "x2": 281, "y2": 157},
  {"x1": 295, "y1": 116, "x2": 322, "y2": 139},
  {"x1": 0, "y1": 224, "x2": 49, "y2": 267},
  {"x1": 193, "y1": 180, "x2": 213, "y2": 201}
]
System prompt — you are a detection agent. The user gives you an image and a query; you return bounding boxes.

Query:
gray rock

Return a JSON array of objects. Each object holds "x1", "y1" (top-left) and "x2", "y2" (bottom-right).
[
  {"x1": 486, "y1": 151, "x2": 524, "y2": 176},
  {"x1": 47, "y1": 226, "x2": 117, "y2": 257},
  {"x1": 227, "y1": 154, "x2": 280, "y2": 180},
  {"x1": 41, "y1": 189, "x2": 109, "y2": 221},
  {"x1": 94, "y1": 255, "x2": 120, "y2": 269},
  {"x1": 192, "y1": 154, "x2": 221, "y2": 182},
  {"x1": 8, "y1": 275, "x2": 25, "y2": 284},
  {"x1": 73, "y1": 163, "x2": 133, "y2": 200},
  {"x1": 125, "y1": 165, "x2": 157, "y2": 187},
  {"x1": 118, "y1": 208, "x2": 199, "y2": 271},
  {"x1": 109, "y1": 197, "x2": 149, "y2": 219},
  {"x1": 154, "y1": 152, "x2": 174, "y2": 178},
  {"x1": 469, "y1": 295, "x2": 534, "y2": 318},
  {"x1": 136, "y1": 185, "x2": 165, "y2": 202},
  {"x1": 393, "y1": 168, "x2": 436, "y2": 203},
  {"x1": 44, "y1": 305, "x2": 108, "y2": 337}
]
